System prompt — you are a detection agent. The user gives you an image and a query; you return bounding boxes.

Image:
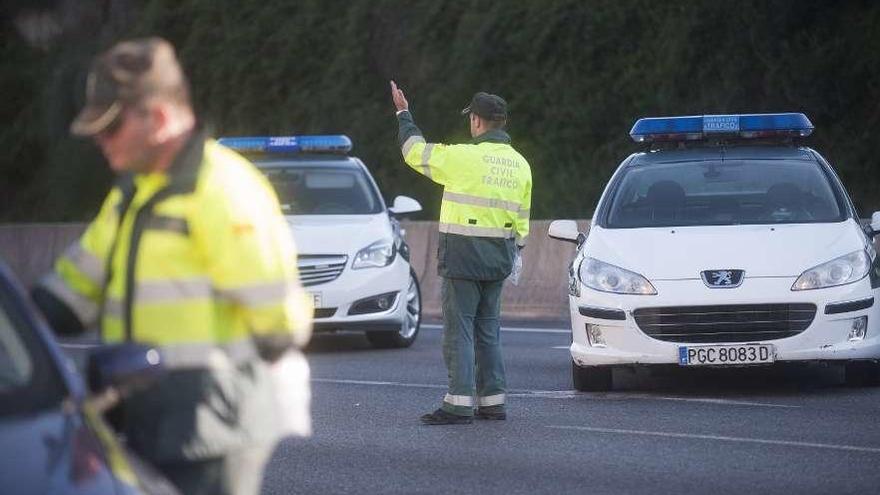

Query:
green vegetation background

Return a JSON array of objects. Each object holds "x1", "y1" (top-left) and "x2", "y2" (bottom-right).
[{"x1": 2, "y1": 0, "x2": 878, "y2": 221}]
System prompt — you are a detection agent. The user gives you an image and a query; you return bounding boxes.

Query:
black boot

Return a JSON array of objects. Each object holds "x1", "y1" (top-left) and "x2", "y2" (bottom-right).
[
  {"x1": 475, "y1": 406, "x2": 507, "y2": 420},
  {"x1": 420, "y1": 408, "x2": 473, "y2": 425}
]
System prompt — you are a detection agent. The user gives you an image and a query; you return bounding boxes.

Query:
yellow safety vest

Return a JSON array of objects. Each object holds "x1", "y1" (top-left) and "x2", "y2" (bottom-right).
[
  {"x1": 401, "y1": 132, "x2": 531, "y2": 248},
  {"x1": 40, "y1": 134, "x2": 312, "y2": 367}
]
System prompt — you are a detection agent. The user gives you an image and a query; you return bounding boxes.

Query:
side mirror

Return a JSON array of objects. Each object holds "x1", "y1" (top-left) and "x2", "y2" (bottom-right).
[
  {"x1": 870, "y1": 211, "x2": 880, "y2": 238},
  {"x1": 548, "y1": 220, "x2": 585, "y2": 245},
  {"x1": 87, "y1": 343, "x2": 164, "y2": 394},
  {"x1": 388, "y1": 195, "x2": 422, "y2": 216}
]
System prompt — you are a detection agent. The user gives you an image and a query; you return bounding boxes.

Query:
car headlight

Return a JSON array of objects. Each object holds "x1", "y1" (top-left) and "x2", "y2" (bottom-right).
[
  {"x1": 792, "y1": 250, "x2": 871, "y2": 291},
  {"x1": 578, "y1": 257, "x2": 657, "y2": 295},
  {"x1": 352, "y1": 240, "x2": 396, "y2": 269}
]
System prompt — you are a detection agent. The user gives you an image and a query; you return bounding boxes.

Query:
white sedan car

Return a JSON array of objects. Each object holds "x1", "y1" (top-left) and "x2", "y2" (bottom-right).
[
  {"x1": 219, "y1": 135, "x2": 423, "y2": 348},
  {"x1": 549, "y1": 113, "x2": 880, "y2": 390}
]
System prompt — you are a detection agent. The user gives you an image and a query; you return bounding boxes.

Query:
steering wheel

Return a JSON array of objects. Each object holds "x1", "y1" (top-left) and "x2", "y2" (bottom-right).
[{"x1": 764, "y1": 205, "x2": 814, "y2": 222}]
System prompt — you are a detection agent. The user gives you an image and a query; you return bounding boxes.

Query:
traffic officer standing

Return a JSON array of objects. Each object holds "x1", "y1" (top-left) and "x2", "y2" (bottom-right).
[
  {"x1": 389, "y1": 81, "x2": 532, "y2": 425},
  {"x1": 32, "y1": 38, "x2": 312, "y2": 494}
]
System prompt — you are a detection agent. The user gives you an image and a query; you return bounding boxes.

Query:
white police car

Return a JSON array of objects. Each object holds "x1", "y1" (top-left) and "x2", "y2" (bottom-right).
[
  {"x1": 219, "y1": 135, "x2": 423, "y2": 348},
  {"x1": 549, "y1": 113, "x2": 880, "y2": 390}
]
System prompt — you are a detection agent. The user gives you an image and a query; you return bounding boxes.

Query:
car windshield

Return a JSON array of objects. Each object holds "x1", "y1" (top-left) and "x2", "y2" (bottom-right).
[
  {"x1": 0, "y1": 277, "x2": 66, "y2": 416},
  {"x1": 259, "y1": 164, "x2": 382, "y2": 215},
  {"x1": 606, "y1": 159, "x2": 845, "y2": 228}
]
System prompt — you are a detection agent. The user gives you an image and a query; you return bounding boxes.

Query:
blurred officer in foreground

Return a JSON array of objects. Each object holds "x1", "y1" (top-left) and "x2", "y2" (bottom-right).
[
  {"x1": 389, "y1": 81, "x2": 532, "y2": 425},
  {"x1": 32, "y1": 37, "x2": 313, "y2": 494}
]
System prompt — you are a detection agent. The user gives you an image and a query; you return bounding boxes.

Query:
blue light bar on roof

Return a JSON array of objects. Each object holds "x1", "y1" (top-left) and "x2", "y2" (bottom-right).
[
  {"x1": 218, "y1": 135, "x2": 352, "y2": 154},
  {"x1": 629, "y1": 113, "x2": 813, "y2": 143}
]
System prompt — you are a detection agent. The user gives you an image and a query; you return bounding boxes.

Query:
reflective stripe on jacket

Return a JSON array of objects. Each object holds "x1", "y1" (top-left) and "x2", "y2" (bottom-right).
[{"x1": 398, "y1": 111, "x2": 532, "y2": 279}]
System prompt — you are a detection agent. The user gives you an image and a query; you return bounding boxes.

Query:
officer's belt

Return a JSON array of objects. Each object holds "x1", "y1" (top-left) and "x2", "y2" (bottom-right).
[
  {"x1": 442, "y1": 191, "x2": 522, "y2": 213},
  {"x1": 438, "y1": 222, "x2": 515, "y2": 239}
]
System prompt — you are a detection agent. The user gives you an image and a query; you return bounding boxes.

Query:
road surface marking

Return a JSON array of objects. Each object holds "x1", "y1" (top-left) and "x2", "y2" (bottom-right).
[
  {"x1": 312, "y1": 378, "x2": 797, "y2": 408},
  {"x1": 547, "y1": 425, "x2": 880, "y2": 453},
  {"x1": 638, "y1": 395, "x2": 798, "y2": 408},
  {"x1": 312, "y1": 378, "x2": 447, "y2": 390},
  {"x1": 422, "y1": 323, "x2": 569, "y2": 334}
]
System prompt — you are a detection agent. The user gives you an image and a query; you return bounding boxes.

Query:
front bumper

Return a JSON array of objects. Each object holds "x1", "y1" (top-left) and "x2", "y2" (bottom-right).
[
  {"x1": 569, "y1": 277, "x2": 880, "y2": 367},
  {"x1": 306, "y1": 256, "x2": 409, "y2": 332}
]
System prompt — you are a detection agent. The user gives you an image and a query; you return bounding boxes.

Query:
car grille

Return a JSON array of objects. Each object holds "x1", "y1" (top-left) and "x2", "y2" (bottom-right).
[
  {"x1": 633, "y1": 303, "x2": 817, "y2": 343},
  {"x1": 298, "y1": 255, "x2": 347, "y2": 287}
]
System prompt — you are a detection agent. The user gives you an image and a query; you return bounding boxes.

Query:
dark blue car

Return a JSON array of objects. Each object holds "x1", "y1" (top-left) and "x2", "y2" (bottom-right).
[{"x1": 0, "y1": 260, "x2": 177, "y2": 495}]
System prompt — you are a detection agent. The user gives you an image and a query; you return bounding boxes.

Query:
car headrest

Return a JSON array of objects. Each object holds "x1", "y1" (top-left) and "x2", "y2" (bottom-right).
[
  {"x1": 766, "y1": 182, "x2": 803, "y2": 207},
  {"x1": 646, "y1": 180, "x2": 686, "y2": 207}
]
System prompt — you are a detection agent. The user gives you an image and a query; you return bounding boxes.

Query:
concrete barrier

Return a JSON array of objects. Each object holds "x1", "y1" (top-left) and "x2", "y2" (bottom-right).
[
  {"x1": 0, "y1": 223, "x2": 86, "y2": 289},
  {"x1": 0, "y1": 221, "x2": 585, "y2": 322},
  {"x1": 401, "y1": 220, "x2": 585, "y2": 322},
  {"x1": 5, "y1": 220, "x2": 878, "y2": 323}
]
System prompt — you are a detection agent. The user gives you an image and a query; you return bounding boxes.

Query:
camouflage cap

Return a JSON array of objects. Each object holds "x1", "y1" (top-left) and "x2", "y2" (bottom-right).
[{"x1": 70, "y1": 37, "x2": 189, "y2": 136}]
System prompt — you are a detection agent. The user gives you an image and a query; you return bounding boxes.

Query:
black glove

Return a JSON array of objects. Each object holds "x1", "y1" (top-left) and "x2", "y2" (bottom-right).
[{"x1": 31, "y1": 285, "x2": 86, "y2": 335}]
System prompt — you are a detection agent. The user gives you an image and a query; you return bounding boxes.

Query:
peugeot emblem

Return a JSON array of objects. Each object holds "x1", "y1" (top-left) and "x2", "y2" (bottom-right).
[{"x1": 701, "y1": 269, "x2": 745, "y2": 288}]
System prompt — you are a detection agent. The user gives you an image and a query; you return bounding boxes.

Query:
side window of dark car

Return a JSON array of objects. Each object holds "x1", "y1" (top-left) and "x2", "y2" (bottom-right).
[{"x1": 0, "y1": 308, "x2": 32, "y2": 390}]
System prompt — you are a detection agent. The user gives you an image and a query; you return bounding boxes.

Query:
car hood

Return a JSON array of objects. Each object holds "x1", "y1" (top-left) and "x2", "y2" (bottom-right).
[
  {"x1": 586, "y1": 221, "x2": 865, "y2": 279},
  {"x1": 0, "y1": 408, "x2": 118, "y2": 495},
  {"x1": 285, "y1": 214, "x2": 393, "y2": 256}
]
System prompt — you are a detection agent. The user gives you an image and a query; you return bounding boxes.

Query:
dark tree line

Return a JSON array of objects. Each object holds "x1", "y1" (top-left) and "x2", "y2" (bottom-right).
[{"x1": 1, "y1": 0, "x2": 878, "y2": 221}]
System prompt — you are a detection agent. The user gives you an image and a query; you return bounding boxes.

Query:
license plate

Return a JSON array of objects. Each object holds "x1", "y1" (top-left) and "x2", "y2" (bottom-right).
[
  {"x1": 308, "y1": 292, "x2": 322, "y2": 309},
  {"x1": 678, "y1": 344, "x2": 774, "y2": 366}
]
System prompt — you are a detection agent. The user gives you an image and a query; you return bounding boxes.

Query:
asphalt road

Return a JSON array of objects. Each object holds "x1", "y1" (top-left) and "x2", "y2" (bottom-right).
[{"x1": 262, "y1": 322, "x2": 880, "y2": 495}]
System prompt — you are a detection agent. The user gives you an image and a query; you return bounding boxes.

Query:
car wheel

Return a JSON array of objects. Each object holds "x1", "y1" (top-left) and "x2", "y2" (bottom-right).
[
  {"x1": 571, "y1": 360, "x2": 613, "y2": 391},
  {"x1": 844, "y1": 361, "x2": 880, "y2": 387},
  {"x1": 366, "y1": 268, "x2": 421, "y2": 349}
]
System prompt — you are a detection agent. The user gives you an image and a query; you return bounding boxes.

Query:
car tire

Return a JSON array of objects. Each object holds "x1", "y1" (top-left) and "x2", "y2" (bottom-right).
[
  {"x1": 844, "y1": 361, "x2": 880, "y2": 387},
  {"x1": 366, "y1": 268, "x2": 421, "y2": 349},
  {"x1": 571, "y1": 361, "x2": 613, "y2": 391}
]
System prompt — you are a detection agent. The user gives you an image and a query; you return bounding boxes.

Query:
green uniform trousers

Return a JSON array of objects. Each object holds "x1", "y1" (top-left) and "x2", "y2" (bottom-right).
[{"x1": 441, "y1": 277, "x2": 507, "y2": 416}]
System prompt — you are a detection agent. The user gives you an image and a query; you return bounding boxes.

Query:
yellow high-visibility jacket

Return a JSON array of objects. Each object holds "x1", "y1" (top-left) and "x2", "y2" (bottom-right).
[
  {"x1": 397, "y1": 110, "x2": 532, "y2": 280},
  {"x1": 34, "y1": 130, "x2": 312, "y2": 460}
]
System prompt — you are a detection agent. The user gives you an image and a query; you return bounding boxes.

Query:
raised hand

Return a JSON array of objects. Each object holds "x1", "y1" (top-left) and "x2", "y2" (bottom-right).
[{"x1": 390, "y1": 80, "x2": 409, "y2": 112}]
